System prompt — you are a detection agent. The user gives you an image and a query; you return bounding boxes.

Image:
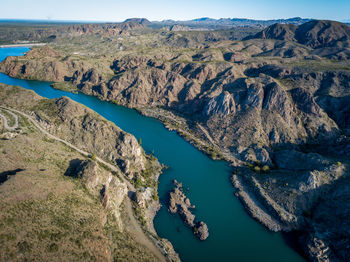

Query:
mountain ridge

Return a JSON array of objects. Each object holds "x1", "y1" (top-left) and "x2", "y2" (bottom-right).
[
  {"x1": 152, "y1": 17, "x2": 312, "y2": 29},
  {"x1": 248, "y1": 19, "x2": 350, "y2": 48}
]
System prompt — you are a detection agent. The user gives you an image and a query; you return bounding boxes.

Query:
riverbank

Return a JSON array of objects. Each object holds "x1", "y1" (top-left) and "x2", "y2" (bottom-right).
[
  {"x1": 0, "y1": 85, "x2": 173, "y2": 262},
  {"x1": 0, "y1": 43, "x2": 46, "y2": 48}
]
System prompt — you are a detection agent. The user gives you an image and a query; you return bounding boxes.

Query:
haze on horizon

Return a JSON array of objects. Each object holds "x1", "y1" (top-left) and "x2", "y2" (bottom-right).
[{"x1": 0, "y1": 0, "x2": 349, "y2": 22}]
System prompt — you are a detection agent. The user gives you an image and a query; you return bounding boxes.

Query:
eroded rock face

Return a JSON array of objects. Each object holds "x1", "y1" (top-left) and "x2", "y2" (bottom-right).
[
  {"x1": 299, "y1": 175, "x2": 350, "y2": 262},
  {"x1": 203, "y1": 91, "x2": 236, "y2": 117},
  {"x1": 38, "y1": 97, "x2": 147, "y2": 178},
  {"x1": 169, "y1": 180, "x2": 209, "y2": 240},
  {"x1": 0, "y1": 46, "x2": 113, "y2": 85},
  {"x1": 249, "y1": 20, "x2": 350, "y2": 48},
  {"x1": 273, "y1": 150, "x2": 331, "y2": 171},
  {"x1": 65, "y1": 159, "x2": 100, "y2": 190},
  {"x1": 64, "y1": 159, "x2": 128, "y2": 228},
  {"x1": 1, "y1": 40, "x2": 345, "y2": 164}
]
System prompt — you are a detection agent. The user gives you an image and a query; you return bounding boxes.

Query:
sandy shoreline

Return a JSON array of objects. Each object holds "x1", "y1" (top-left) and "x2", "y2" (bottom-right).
[{"x1": 0, "y1": 43, "x2": 46, "y2": 48}]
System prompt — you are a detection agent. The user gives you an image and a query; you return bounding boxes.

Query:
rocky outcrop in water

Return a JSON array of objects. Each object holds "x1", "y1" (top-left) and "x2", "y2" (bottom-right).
[
  {"x1": 169, "y1": 180, "x2": 209, "y2": 240},
  {"x1": 194, "y1": 222, "x2": 209, "y2": 241}
]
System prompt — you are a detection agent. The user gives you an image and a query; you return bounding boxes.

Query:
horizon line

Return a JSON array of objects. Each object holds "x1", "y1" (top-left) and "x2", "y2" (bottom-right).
[{"x1": 0, "y1": 16, "x2": 348, "y2": 24}]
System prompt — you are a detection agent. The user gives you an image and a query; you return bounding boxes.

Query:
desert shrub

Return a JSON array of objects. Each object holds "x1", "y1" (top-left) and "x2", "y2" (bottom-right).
[
  {"x1": 152, "y1": 192, "x2": 159, "y2": 201},
  {"x1": 262, "y1": 165, "x2": 270, "y2": 172},
  {"x1": 134, "y1": 178, "x2": 143, "y2": 188},
  {"x1": 89, "y1": 153, "x2": 96, "y2": 161},
  {"x1": 254, "y1": 166, "x2": 261, "y2": 172}
]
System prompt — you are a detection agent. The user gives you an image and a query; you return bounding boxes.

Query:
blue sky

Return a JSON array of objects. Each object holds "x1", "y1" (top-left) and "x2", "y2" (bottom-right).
[{"x1": 1, "y1": 0, "x2": 349, "y2": 22}]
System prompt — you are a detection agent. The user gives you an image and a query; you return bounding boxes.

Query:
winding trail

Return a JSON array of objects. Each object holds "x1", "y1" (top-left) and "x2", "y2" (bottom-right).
[
  {"x1": 0, "y1": 105, "x2": 166, "y2": 262},
  {"x1": 0, "y1": 109, "x2": 19, "y2": 131}
]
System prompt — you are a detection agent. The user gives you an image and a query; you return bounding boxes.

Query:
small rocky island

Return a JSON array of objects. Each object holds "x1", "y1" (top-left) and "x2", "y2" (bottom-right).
[{"x1": 168, "y1": 180, "x2": 209, "y2": 241}]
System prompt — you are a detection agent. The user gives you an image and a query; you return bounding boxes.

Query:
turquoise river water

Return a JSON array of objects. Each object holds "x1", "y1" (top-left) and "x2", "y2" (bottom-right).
[{"x1": 0, "y1": 47, "x2": 306, "y2": 262}]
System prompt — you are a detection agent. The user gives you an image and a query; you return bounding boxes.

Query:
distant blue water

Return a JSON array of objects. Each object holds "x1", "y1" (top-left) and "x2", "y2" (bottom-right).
[{"x1": 0, "y1": 47, "x2": 305, "y2": 262}]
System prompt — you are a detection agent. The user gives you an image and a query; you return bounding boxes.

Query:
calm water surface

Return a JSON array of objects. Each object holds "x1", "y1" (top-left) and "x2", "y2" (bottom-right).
[{"x1": 0, "y1": 47, "x2": 305, "y2": 262}]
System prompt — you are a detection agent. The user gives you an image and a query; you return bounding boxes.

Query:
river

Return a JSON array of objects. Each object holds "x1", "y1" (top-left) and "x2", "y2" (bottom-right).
[{"x1": 0, "y1": 47, "x2": 305, "y2": 262}]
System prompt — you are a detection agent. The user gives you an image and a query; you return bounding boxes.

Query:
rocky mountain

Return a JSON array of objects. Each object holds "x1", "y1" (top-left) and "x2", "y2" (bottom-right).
[
  {"x1": 248, "y1": 20, "x2": 350, "y2": 48},
  {"x1": 152, "y1": 17, "x2": 311, "y2": 29},
  {"x1": 0, "y1": 19, "x2": 150, "y2": 44},
  {"x1": 65, "y1": 18, "x2": 150, "y2": 36},
  {"x1": 168, "y1": 25, "x2": 190, "y2": 32},
  {"x1": 0, "y1": 45, "x2": 114, "y2": 82}
]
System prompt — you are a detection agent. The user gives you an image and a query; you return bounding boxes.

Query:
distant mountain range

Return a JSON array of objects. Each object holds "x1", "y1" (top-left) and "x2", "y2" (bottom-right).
[
  {"x1": 1, "y1": 17, "x2": 347, "y2": 29},
  {"x1": 151, "y1": 17, "x2": 312, "y2": 29}
]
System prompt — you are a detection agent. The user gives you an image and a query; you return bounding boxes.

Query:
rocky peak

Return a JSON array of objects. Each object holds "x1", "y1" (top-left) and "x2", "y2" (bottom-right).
[
  {"x1": 169, "y1": 25, "x2": 190, "y2": 32},
  {"x1": 252, "y1": 23, "x2": 297, "y2": 41},
  {"x1": 250, "y1": 20, "x2": 350, "y2": 48},
  {"x1": 123, "y1": 18, "x2": 151, "y2": 26},
  {"x1": 262, "y1": 82, "x2": 293, "y2": 122},
  {"x1": 25, "y1": 45, "x2": 61, "y2": 59},
  {"x1": 290, "y1": 88, "x2": 321, "y2": 116},
  {"x1": 203, "y1": 91, "x2": 236, "y2": 117},
  {"x1": 296, "y1": 20, "x2": 350, "y2": 48}
]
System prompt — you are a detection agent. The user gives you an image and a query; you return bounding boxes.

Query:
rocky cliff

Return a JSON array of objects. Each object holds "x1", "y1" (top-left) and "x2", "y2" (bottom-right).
[{"x1": 0, "y1": 84, "x2": 179, "y2": 262}]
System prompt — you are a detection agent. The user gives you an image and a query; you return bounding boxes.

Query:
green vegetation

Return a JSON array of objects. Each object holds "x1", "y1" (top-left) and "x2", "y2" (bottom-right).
[
  {"x1": 254, "y1": 166, "x2": 261, "y2": 172},
  {"x1": 152, "y1": 192, "x2": 159, "y2": 201},
  {"x1": 51, "y1": 82, "x2": 78, "y2": 92},
  {"x1": 262, "y1": 165, "x2": 270, "y2": 172},
  {"x1": 134, "y1": 178, "x2": 143, "y2": 188},
  {"x1": 89, "y1": 153, "x2": 97, "y2": 161},
  {"x1": 0, "y1": 109, "x2": 16, "y2": 127},
  {"x1": 286, "y1": 60, "x2": 350, "y2": 73},
  {"x1": 32, "y1": 100, "x2": 60, "y2": 122}
]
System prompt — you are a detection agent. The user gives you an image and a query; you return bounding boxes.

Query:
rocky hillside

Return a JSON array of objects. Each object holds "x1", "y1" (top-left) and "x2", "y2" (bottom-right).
[
  {"x1": 249, "y1": 20, "x2": 350, "y2": 48},
  {"x1": 0, "y1": 19, "x2": 150, "y2": 45},
  {"x1": 0, "y1": 45, "x2": 114, "y2": 82},
  {"x1": 65, "y1": 18, "x2": 150, "y2": 37},
  {"x1": 0, "y1": 84, "x2": 179, "y2": 262}
]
